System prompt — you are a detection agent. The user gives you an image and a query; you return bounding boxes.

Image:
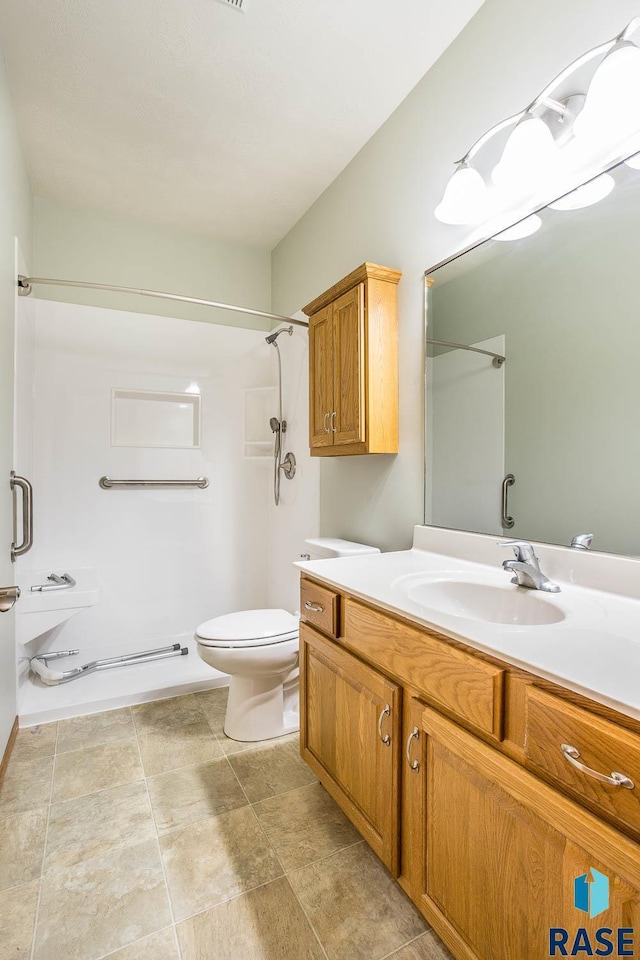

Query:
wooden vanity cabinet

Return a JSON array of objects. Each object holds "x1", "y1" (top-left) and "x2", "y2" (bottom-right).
[
  {"x1": 417, "y1": 708, "x2": 640, "y2": 960},
  {"x1": 299, "y1": 622, "x2": 402, "y2": 874},
  {"x1": 303, "y1": 262, "x2": 401, "y2": 456},
  {"x1": 299, "y1": 575, "x2": 640, "y2": 960}
]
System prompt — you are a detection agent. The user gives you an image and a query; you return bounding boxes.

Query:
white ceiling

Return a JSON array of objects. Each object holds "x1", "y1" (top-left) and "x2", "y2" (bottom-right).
[{"x1": 0, "y1": 0, "x2": 485, "y2": 248}]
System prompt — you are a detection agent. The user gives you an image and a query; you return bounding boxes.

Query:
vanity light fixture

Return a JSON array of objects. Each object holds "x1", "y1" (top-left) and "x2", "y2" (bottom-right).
[{"x1": 435, "y1": 18, "x2": 640, "y2": 227}]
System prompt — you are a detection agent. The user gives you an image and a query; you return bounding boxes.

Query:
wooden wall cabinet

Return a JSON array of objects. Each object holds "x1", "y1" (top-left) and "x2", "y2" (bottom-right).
[
  {"x1": 303, "y1": 263, "x2": 401, "y2": 456},
  {"x1": 299, "y1": 576, "x2": 640, "y2": 960}
]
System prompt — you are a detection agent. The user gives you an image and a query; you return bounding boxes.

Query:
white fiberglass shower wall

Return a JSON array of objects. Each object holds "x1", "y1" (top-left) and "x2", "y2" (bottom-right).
[{"x1": 14, "y1": 298, "x2": 316, "y2": 724}]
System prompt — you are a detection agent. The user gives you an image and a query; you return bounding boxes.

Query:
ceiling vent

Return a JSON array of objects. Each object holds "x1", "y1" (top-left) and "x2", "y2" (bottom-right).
[{"x1": 214, "y1": 0, "x2": 245, "y2": 10}]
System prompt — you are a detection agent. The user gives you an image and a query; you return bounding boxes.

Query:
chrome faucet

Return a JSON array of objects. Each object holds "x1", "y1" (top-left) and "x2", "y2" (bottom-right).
[{"x1": 498, "y1": 540, "x2": 561, "y2": 593}]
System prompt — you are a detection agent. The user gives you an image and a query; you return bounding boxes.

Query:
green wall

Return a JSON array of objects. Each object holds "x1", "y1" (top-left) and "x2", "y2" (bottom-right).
[{"x1": 33, "y1": 197, "x2": 273, "y2": 331}]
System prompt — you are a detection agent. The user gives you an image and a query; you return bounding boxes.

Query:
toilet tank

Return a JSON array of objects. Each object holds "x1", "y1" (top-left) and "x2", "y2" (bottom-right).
[{"x1": 302, "y1": 537, "x2": 381, "y2": 561}]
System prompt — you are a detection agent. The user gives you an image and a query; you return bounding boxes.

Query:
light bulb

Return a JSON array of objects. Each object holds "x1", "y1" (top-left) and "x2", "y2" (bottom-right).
[
  {"x1": 492, "y1": 114, "x2": 559, "y2": 190},
  {"x1": 573, "y1": 41, "x2": 640, "y2": 145},
  {"x1": 493, "y1": 215, "x2": 542, "y2": 242},
  {"x1": 435, "y1": 163, "x2": 488, "y2": 225},
  {"x1": 548, "y1": 173, "x2": 615, "y2": 210}
]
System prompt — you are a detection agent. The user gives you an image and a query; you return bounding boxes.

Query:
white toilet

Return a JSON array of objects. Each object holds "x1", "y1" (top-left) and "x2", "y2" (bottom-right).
[{"x1": 195, "y1": 538, "x2": 380, "y2": 742}]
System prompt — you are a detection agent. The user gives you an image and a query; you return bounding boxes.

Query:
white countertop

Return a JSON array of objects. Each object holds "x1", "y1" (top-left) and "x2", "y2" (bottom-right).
[{"x1": 295, "y1": 527, "x2": 640, "y2": 722}]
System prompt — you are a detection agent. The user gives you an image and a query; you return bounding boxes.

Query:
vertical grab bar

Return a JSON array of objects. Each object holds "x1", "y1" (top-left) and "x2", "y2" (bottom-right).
[
  {"x1": 10, "y1": 472, "x2": 33, "y2": 561},
  {"x1": 501, "y1": 474, "x2": 515, "y2": 530}
]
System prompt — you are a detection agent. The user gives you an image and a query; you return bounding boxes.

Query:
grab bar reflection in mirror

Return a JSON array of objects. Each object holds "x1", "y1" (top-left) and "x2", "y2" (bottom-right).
[{"x1": 502, "y1": 474, "x2": 515, "y2": 530}]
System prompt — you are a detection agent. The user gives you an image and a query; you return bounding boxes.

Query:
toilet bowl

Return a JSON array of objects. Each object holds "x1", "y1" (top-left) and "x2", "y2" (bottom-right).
[{"x1": 195, "y1": 538, "x2": 380, "y2": 743}]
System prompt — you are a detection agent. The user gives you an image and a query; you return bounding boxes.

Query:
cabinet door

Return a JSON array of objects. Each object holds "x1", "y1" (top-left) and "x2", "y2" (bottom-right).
[
  {"x1": 308, "y1": 304, "x2": 334, "y2": 448},
  {"x1": 417, "y1": 707, "x2": 640, "y2": 960},
  {"x1": 332, "y1": 283, "x2": 365, "y2": 446},
  {"x1": 299, "y1": 622, "x2": 401, "y2": 874}
]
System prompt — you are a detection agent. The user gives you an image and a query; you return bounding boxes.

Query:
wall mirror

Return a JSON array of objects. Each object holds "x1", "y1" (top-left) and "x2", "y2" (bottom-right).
[{"x1": 425, "y1": 153, "x2": 640, "y2": 558}]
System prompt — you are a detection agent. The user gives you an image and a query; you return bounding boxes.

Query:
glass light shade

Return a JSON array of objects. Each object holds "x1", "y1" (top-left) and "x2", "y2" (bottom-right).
[
  {"x1": 548, "y1": 173, "x2": 615, "y2": 210},
  {"x1": 493, "y1": 214, "x2": 542, "y2": 242},
  {"x1": 492, "y1": 115, "x2": 559, "y2": 190},
  {"x1": 435, "y1": 164, "x2": 488, "y2": 225},
  {"x1": 573, "y1": 41, "x2": 640, "y2": 145}
]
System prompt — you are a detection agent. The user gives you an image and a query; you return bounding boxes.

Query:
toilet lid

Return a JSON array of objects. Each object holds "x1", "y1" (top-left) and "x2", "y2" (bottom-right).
[{"x1": 195, "y1": 608, "x2": 299, "y2": 648}]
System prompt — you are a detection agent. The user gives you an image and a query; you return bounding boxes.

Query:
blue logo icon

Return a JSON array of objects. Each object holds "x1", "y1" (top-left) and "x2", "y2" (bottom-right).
[{"x1": 574, "y1": 868, "x2": 609, "y2": 919}]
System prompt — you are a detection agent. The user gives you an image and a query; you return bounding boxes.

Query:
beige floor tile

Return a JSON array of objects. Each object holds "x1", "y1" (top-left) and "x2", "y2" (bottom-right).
[
  {"x1": 147, "y1": 757, "x2": 247, "y2": 834},
  {"x1": 254, "y1": 781, "x2": 361, "y2": 871},
  {"x1": 52, "y1": 737, "x2": 143, "y2": 802},
  {"x1": 137, "y1": 723, "x2": 223, "y2": 777},
  {"x1": 12, "y1": 723, "x2": 58, "y2": 762},
  {"x1": 34, "y1": 838, "x2": 171, "y2": 960},
  {"x1": 0, "y1": 878, "x2": 39, "y2": 959},
  {"x1": 57, "y1": 707, "x2": 134, "y2": 754},
  {"x1": 45, "y1": 781, "x2": 155, "y2": 870},
  {"x1": 0, "y1": 807, "x2": 47, "y2": 891},
  {"x1": 132, "y1": 694, "x2": 205, "y2": 732},
  {"x1": 102, "y1": 927, "x2": 179, "y2": 959},
  {"x1": 160, "y1": 805, "x2": 283, "y2": 921},
  {"x1": 218, "y1": 729, "x2": 300, "y2": 757},
  {"x1": 387, "y1": 932, "x2": 454, "y2": 960},
  {"x1": 228, "y1": 738, "x2": 316, "y2": 801},
  {"x1": 195, "y1": 686, "x2": 228, "y2": 736},
  {"x1": 0, "y1": 755, "x2": 53, "y2": 818},
  {"x1": 177, "y1": 876, "x2": 324, "y2": 960},
  {"x1": 289, "y1": 842, "x2": 427, "y2": 960}
]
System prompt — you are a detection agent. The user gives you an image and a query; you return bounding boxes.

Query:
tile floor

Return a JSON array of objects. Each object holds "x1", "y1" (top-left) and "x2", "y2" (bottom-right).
[{"x1": 0, "y1": 688, "x2": 452, "y2": 960}]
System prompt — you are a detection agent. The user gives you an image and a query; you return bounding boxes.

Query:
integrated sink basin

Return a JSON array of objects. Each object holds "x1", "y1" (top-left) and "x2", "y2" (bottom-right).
[{"x1": 404, "y1": 579, "x2": 566, "y2": 626}]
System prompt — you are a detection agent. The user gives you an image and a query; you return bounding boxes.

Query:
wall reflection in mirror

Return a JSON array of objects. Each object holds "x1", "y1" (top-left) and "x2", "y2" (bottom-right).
[{"x1": 425, "y1": 154, "x2": 640, "y2": 558}]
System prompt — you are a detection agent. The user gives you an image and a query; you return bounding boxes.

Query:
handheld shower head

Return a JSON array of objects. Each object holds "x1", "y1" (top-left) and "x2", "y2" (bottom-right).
[
  {"x1": 269, "y1": 417, "x2": 281, "y2": 433},
  {"x1": 265, "y1": 325, "x2": 293, "y2": 345}
]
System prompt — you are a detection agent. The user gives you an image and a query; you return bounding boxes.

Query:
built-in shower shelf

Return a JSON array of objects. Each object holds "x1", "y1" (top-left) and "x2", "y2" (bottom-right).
[{"x1": 245, "y1": 440, "x2": 273, "y2": 459}]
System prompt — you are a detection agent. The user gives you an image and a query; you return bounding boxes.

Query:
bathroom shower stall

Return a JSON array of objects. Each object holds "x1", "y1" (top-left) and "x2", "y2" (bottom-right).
[{"x1": 12, "y1": 290, "x2": 319, "y2": 726}]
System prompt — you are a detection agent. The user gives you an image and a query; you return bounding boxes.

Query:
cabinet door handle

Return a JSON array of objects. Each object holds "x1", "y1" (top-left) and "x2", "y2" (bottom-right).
[
  {"x1": 561, "y1": 743, "x2": 635, "y2": 790},
  {"x1": 331, "y1": 411, "x2": 337, "y2": 433},
  {"x1": 304, "y1": 600, "x2": 324, "y2": 613},
  {"x1": 323, "y1": 412, "x2": 330, "y2": 434},
  {"x1": 406, "y1": 726, "x2": 420, "y2": 771},
  {"x1": 378, "y1": 704, "x2": 391, "y2": 746}
]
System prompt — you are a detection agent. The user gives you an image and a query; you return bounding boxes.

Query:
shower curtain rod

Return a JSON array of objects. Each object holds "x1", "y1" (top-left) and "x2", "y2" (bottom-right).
[
  {"x1": 426, "y1": 338, "x2": 505, "y2": 368},
  {"x1": 17, "y1": 275, "x2": 309, "y2": 329}
]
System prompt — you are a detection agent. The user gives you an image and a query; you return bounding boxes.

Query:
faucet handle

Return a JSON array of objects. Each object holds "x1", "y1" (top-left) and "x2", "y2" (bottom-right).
[
  {"x1": 497, "y1": 539, "x2": 537, "y2": 563},
  {"x1": 570, "y1": 533, "x2": 594, "y2": 550}
]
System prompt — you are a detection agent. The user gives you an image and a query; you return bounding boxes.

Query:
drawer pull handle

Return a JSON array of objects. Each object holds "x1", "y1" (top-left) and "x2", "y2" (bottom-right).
[
  {"x1": 323, "y1": 412, "x2": 330, "y2": 434},
  {"x1": 406, "y1": 726, "x2": 420, "y2": 771},
  {"x1": 561, "y1": 743, "x2": 635, "y2": 790},
  {"x1": 378, "y1": 704, "x2": 391, "y2": 746},
  {"x1": 304, "y1": 601, "x2": 324, "y2": 613}
]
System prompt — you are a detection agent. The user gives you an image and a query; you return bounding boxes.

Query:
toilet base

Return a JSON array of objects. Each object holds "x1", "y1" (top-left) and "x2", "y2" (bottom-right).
[{"x1": 224, "y1": 670, "x2": 300, "y2": 742}]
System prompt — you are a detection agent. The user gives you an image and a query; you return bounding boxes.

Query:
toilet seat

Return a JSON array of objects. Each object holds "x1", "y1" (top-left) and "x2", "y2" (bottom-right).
[{"x1": 195, "y1": 608, "x2": 299, "y2": 649}]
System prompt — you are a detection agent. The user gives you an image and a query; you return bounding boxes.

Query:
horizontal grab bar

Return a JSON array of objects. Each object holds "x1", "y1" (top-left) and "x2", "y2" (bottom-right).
[
  {"x1": 99, "y1": 477, "x2": 209, "y2": 490},
  {"x1": 31, "y1": 573, "x2": 76, "y2": 593}
]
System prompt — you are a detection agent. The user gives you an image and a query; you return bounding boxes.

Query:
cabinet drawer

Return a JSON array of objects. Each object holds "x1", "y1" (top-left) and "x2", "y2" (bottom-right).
[
  {"x1": 524, "y1": 686, "x2": 640, "y2": 836},
  {"x1": 300, "y1": 578, "x2": 339, "y2": 638},
  {"x1": 343, "y1": 599, "x2": 504, "y2": 740}
]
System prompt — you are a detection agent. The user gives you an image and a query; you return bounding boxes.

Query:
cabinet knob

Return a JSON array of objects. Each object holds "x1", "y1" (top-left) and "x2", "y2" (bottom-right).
[{"x1": 378, "y1": 704, "x2": 391, "y2": 746}]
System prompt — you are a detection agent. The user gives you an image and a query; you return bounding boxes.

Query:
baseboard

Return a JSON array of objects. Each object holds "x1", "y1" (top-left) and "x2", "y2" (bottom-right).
[{"x1": 0, "y1": 717, "x2": 19, "y2": 787}]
